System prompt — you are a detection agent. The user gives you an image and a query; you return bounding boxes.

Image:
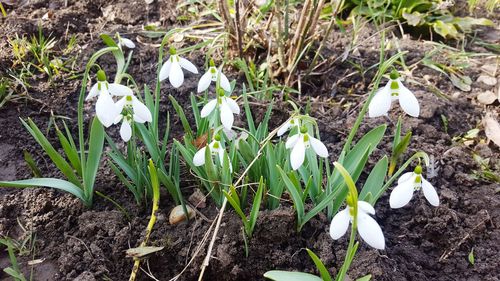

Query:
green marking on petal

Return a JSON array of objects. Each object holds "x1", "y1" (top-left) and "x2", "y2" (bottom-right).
[
  {"x1": 303, "y1": 134, "x2": 309, "y2": 142},
  {"x1": 390, "y1": 81, "x2": 399, "y2": 90},
  {"x1": 213, "y1": 141, "x2": 220, "y2": 149},
  {"x1": 415, "y1": 175, "x2": 422, "y2": 184}
]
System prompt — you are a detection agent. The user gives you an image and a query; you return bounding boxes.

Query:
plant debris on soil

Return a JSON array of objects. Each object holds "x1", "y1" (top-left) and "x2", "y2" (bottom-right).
[{"x1": 1, "y1": 0, "x2": 499, "y2": 281}]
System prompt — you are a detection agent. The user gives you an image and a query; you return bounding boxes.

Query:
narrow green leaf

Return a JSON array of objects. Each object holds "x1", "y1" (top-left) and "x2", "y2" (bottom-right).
[
  {"x1": 23, "y1": 150, "x2": 42, "y2": 177},
  {"x1": 360, "y1": 156, "x2": 388, "y2": 203},
  {"x1": 249, "y1": 177, "x2": 264, "y2": 235},
  {"x1": 169, "y1": 95, "x2": 193, "y2": 138},
  {"x1": 84, "y1": 117, "x2": 105, "y2": 200},
  {"x1": 56, "y1": 128, "x2": 82, "y2": 176},
  {"x1": 277, "y1": 165, "x2": 304, "y2": 227},
  {"x1": 306, "y1": 248, "x2": 333, "y2": 281},
  {"x1": 0, "y1": 178, "x2": 85, "y2": 202},
  {"x1": 223, "y1": 190, "x2": 249, "y2": 229},
  {"x1": 264, "y1": 271, "x2": 322, "y2": 281},
  {"x1": 356, "y1": 275, "x2": 372, "y2": 281},
  {"x1": 22, "y1": 118, "x2": 81, "y2": 187}
]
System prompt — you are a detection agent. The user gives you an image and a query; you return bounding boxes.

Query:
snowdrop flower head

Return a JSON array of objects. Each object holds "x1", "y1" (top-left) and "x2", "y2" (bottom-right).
[
  {"x1": 368, "y1": 70, "x2": 420, "y2": 118},
  {"x1": 277, "y1": 116, "x2": 301, "y2": 137},
  {"x1": 113, "y1": 93, "x2": 152, "y2": 142},
  {"x1": 118, "y1": 36, "x2": 136, "y2": 49},
  {"x1": 197, "y1": 58, "x2": 231, "y2": 93},
  {"x1": 200, "y1": 89, "x2": 240, "y2": 130},
  {"x1": 86, "y1": 70, "x2": 132, "y2": 128},
  {"x1": 159, "y1": 47, "x2": 198, "y2": 88},
  {"x1": 193, "y1": 134, "x2": 232, "y2": 171},
  {"x1": 329, "y1": 199, "x2": 385, "y2": 250},
  {"x1": 285, "y1": 126, "x2": 329, "y2": 170},
  {"x1": 389, "y1": 165, "x2": 439, "y2": 208}
]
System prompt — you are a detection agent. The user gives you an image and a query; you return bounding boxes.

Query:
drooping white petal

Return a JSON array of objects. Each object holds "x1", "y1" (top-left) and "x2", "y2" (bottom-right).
[
  {"x1": 224, "y1": 97, "x2": 240, "y2": 114},
  {"x1": 197, "y1": 71, "x2": 212, "y2": 93},
  {"x1": 309, "y1": 136, "x2": 329, "y2": 158},
  {"x1": 200, "y1": 99, "x2": 217, "y2": 117},
  {"x1": 329, "y1": 208, "x2": 350, "y2": 240},
  {"x1": 397, "y1": 81, "x2": 420, "y2": 118},
  {"x1": 108, "y1": 83, "x2": 133, "y2": 97},
  {"x1": 115, "y1": 96, "x2": 126, "y2": 114},
  {"x1": 193, "y1": 147, "x2": 207, "y2": 166},
  {"x1": 179, "y1": 57, "x2": 198, "y2": 74},
  {"x1": 219, "y1": 71, "x2": 231, "y2": 92},
  {"x1": 95, "y1": 91, "x2": 118, "y2": 128},
  {"x1": 398, "y1": 172, "x2": 415, "y2": 184},
  {"x1": 277, "y1": 121, "x2": 291, "y2": 137},
  {"x1": 421, "y1": 178, "x2": 439, "y2": 206},
  {"x1": 159, "y1": 60, "x2": 172, "y2": 81},
  {"x1": 169, "y1": 61, "x2": 184, "y2": 88},
  {"x1": 290, "y1": 136, "x2": 305, "y2": 170},
  {"x1": 132, "y1": 96, "x2": 152, "y2": 123},
  {"x1": 220, "y1": 102, "x2": 234, "y2": 130},
  {"x1": 120, "y1": 119, "x2": 132, "y2": 142},
  {"x1": 368, "y1": 82, "x2": 392, "y2": 118},
  {"x1": 358, "y1": 201, "x2": 375, "y2": 215},
  {"x1": 357, "y1": 213, "x2": 385, "y2": 250},
  {"x1": 389, "y1": 176, "x2": 416, "y2": 209},
  {"x1": 120, "y1": 38, "x2": 136, "y2": 49},
  {"x1": 86, "y1": 83, "x2": 99, "y2": 100},
  {"x1": 113, "y1": 114, "x2": 123, "y2": 125},
  {"x1": 285, "y1": 134, "x2": 299, "y2": 149}
]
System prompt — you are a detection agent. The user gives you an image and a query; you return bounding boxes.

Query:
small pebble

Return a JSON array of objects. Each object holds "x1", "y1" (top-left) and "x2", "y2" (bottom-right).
[{"x1": 169, "y1": 205, "x2": 195, "y2": 225}]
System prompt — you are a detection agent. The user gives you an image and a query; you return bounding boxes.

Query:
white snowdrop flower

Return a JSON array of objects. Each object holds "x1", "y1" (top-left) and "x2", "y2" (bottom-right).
[
  {"x1": 285, "y1": 126, "x2": 328, "y2": 170},
  {"x1": 277, "y1": 117, "x2": 301, "y2": 137},
  {"x1": 159, "y1": 47, "x2": 198, "y2": 88},
  {"x1": 113, "y1": 93, "x2": 153, "y2": 142},
  {"x1": 197, "y1": 59, "x2": 231, "y2": 93},
  {"x1": 329, "y1": 200, "x2": 385, "y2": 250},
  {"x1": 118, "y1": 36, "x2": 136, "y2": 49},
  {"x1": 389, "y1": 165, "x2": 439, "y2": 208},
  {"x1": 368, "y1": 71, "x2": 420, "y2": 118},
  {"x1": 200, "y1": 89, "x2": 240, "y2": 131},
  {"x1": 193, "y1": 134, "x2": 232, "y2": 171},
  {"x1": 86, "y1": 70, "x2": 132, "y2": 128}
]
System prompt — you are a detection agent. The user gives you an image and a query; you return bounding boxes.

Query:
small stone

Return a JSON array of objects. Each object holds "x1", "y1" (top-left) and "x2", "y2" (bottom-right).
[
  {"x1": 477, "y1": 75, "x2": 497, "y2": 86},
  {"x1": 477, "y1": 91, "x2": 497, "y2": 104},
  {"x1": 169, "y1": 205, "x2": 195, "y2": 225}
]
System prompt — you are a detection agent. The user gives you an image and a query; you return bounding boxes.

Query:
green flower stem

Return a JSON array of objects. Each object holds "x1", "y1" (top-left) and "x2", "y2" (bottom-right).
[
  {"x1": 336, "y1": 219, "x2": 357, "y2": 281},
  {"x1": 78, "y1": 47, "x2": 119, "y2": 205}
]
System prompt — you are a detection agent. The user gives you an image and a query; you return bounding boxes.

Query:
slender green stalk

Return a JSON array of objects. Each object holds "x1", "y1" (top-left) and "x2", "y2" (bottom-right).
[
  {"x1": 77, "y1": 47, "x2": 118, "y2": 195},
  {"x1": 0, "y1": 3, "x2": 6, "y2": 17},
  {"x1": 336, "y1": 218, "x2": 357, "y2": 281}
]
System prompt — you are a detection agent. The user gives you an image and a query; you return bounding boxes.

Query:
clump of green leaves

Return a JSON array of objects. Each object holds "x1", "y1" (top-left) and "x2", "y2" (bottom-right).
[{"x1": 345, "y1": 0, "x2": 494, "y2": 39}]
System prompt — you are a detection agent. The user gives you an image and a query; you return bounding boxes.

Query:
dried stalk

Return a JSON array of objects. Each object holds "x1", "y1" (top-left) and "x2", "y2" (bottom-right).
[{"x1": 197, "y1": 124, "x2": 283, "y2": 281}]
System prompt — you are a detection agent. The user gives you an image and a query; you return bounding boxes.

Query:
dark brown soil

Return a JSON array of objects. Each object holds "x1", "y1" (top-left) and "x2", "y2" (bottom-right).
[{"x1": 1, "y1": 1, "x2": 499, "y2": 281}]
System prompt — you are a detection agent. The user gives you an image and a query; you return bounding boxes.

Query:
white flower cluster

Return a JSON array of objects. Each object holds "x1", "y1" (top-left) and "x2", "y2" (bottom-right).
[
  {"x1": 86, "y1": 69, "x2": 152, "y2": 142},
  {"x1": 328, "y1": 73, "x2": 439, "y2": 249}
]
